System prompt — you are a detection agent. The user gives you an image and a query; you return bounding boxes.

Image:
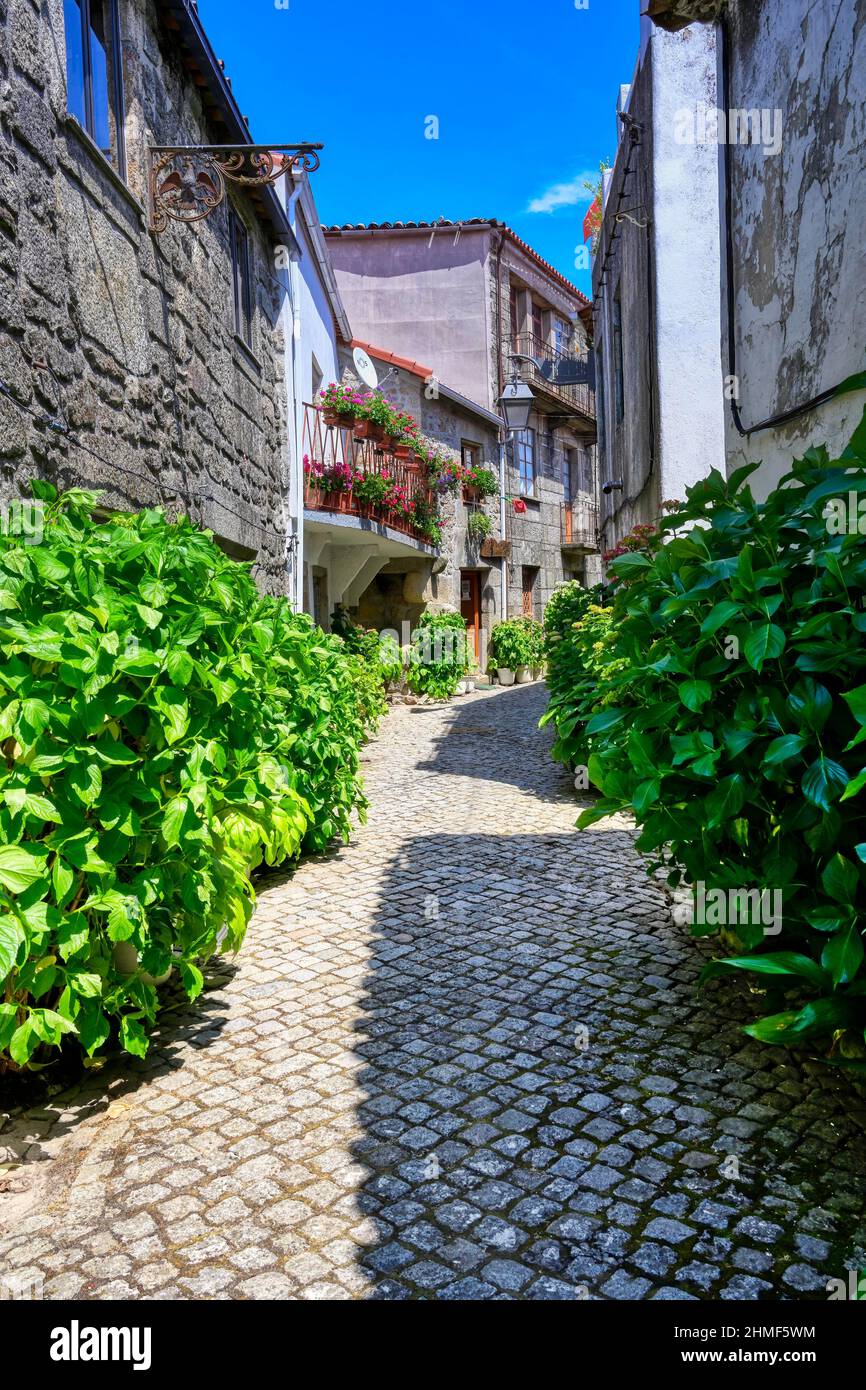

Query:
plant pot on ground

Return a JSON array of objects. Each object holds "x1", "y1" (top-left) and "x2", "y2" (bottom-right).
[{"x1": 497, "y1": 668, "x2": 515, "y2": 686}]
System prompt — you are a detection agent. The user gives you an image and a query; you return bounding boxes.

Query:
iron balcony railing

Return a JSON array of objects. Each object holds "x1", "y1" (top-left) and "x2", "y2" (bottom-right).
[
  {"x1": 302, "y1": 405, "x2": 437, "y2": 545},
  {"x1": 509, "y1": 332, "x2": 596, "y2": 421},
  {"x1": 561, "y1": 498, "x2": 599, "y2": 549}
]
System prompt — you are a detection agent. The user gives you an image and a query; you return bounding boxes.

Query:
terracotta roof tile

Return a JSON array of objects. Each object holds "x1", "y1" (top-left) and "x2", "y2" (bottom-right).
[{"x1": 351, "y1": 339, "x2": 432, "y2": 380}]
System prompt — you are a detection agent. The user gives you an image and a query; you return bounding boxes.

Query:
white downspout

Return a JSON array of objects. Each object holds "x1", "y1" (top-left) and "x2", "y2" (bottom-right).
[
  {"x1": 499, "y1": 436, "x2": 508, "y2": 622},
  {"x1": 285, "y1": 183, "x2": 304, "y2": 611}
]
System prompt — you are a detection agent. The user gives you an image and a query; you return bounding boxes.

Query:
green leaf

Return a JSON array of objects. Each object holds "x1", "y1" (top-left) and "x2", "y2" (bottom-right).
[
  {"x1": 704, "y1": 774, "x2": 746, "y2": 827},
  {"x1": 0, "y1": 917, "x2": 26, "y2": 981},
  {"x1": 166, "y1": 648, "x2": 194, "y2": 687},
  {"x1": 743, "y1": 622, "x2": 785, "y2": 671},
  {"x1": 180, "y1": 961, "x2": 204, "y2": 1000},
  {"x1": 699, "y1": 952, "x2": 829, "y2": 990},
  {"x1": 135, "y1": 603, "x2": 163, "y2": 630},
  {"x1": 680, "y1": 679, "x2": 712, "y2": 712},
  {"x1": 700, "y1": 601, "x2": 741, "y2": 636},
  {"x1": 841, "y1": 767, "x2": 866, "y2": 802},
  {"x1": 822, "y1": 926, "x2": 864, "y2": 988},
  {"x1": 802, "y1": 755, "x2": 850, "y2": 811},
  {"x1": 607, "y1": 552, "x2": 652, "y2": 577},
  {"x1": 68, "y1": 760, "x2": 102, "y2": 807},
  {"x1": 0, "y1": 843, "x2": 49, "y2": 893},
  {"x1": 119, "y1": 1015, "x2": 149, "y2": 1058},
  {"x1": 585, "y1": 707, "x2": 627, "y2": 735},
  {"x1": 842, "y1": 684, "x2": 866, "y2": 726},
  {"x1": 154, "y1": 686, "x2": 189, "y2": 745},
  {"x1": 161, "y1": 795, "x2": 189, "y2": 849},
  {"x1": 821, "y1": 854, "x2": 860, "y2": 903},
  {"x1": 9, "y1": 1020, "x2": 37, "y2": 1066},
  {"x1": 762, "y1": 733, "x2": 808, "y2": 766}
]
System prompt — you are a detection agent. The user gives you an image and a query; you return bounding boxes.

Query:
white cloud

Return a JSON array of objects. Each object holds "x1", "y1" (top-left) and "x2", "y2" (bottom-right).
[{"x1": 527, "y1": 171, "x2": 597, "y2": 214}]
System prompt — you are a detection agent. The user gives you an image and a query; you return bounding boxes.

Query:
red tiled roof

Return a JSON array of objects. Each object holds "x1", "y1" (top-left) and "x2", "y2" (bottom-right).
[
  {"x1": 351, "y1": 339, "x2": 433, "y2": 380},
  {"x1": 323, "y1": 218, "x2": 590, "y2": 306}
]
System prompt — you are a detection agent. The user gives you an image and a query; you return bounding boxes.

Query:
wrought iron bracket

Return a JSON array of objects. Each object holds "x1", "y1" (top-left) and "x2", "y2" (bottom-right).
[{"x1": 148, "y1": 142, "x2": 323, "y2": 234}]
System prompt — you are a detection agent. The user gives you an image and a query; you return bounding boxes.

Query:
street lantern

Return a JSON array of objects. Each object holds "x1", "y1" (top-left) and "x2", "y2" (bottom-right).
[{"x1": 498, "y1": 377, "x2": 534, "y2": 433}]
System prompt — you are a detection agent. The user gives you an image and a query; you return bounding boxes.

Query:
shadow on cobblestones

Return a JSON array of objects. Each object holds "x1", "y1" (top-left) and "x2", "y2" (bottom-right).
[
  {"x1": 417, "y1": 682, "x2": 565, "y2": 798},
  {"x1": 349, "y1": 818, "x2": 866, "y2": 1299},
  {"x1": 1, "y1": 683, "x2": 865, "y2": 1301}
]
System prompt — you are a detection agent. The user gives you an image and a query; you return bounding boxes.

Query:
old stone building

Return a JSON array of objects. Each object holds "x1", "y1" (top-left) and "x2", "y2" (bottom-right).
[
  {"x1": 0, "y1": 0, "x2": 299, "y2": 592},
  {"x1": 324, "y1": 219, "x2": 601, "y2": 613},
  {"x1": 592, "y1": 15, "x2": 727, "y2": 551},
  {"x1": 644, "y1": 0, "x2": 866, "y2": 496}
]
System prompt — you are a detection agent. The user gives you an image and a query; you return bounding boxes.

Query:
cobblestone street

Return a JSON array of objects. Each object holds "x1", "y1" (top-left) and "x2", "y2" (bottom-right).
[{"x1": 1, "y1": 682, "x2": 865, "y2": 1301}]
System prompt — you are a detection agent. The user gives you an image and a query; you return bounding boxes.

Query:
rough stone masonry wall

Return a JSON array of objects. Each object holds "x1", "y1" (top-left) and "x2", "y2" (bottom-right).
[
  {"x1": 338, "y1": 353, "x2": 503, "y2": 646},
  {"x1": 489, "y1": 248, "x2": 595, "y2": 612},
  {"x1": 0, "y1": 0, "x2": 290, "y2": 592}
]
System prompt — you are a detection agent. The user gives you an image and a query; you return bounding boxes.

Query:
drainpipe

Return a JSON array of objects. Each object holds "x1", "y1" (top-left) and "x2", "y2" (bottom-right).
[
  {"x1": 493, "y1": 228, "x2": 508, "y2": 623},
  {"x1": 285, "y1": 181, "x2": 303, "y2": 611},
  {"x1": 499, "y1": 436, "x2": 508, "y2": 622}
]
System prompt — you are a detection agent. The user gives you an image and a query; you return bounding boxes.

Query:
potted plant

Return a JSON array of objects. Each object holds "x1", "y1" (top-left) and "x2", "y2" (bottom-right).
[
  {"x1": 353, "y1": 471, "x2": 390, "y2": 516},
  {"x1": 462, "y1": 465, "x2": 498, "y2": 504},
  {"x1": 514, "y1": 616, "x2": 545, "y2": 679},
  {"x1": 424, "y1": 451, "x2": 462, "y2": 495},
  {"x1": 489, "y1": 619, "x2": 531, "y2": 686},
  {"x1": 317, "y1": 382, "x2": 364, "y2": 428},
  {"x1": 411, "y1": 497, "x2": 443, "y2": 545},
  {"x1": 466, "y1": 510, "x2": 493, "y2": 545}
]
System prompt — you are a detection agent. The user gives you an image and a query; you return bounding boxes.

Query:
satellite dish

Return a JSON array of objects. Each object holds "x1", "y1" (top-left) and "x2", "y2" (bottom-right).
[{"x1": 353, "y1": 346, "x2": 379, "y2": 390}]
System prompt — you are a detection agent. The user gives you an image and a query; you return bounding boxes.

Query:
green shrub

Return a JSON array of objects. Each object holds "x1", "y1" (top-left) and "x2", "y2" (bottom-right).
[
  {"x1": 0, "y1": 486, "x2": 372, "y2": 1069},
  {"x1": 572, "y1": 406, "x2": 866, "y2": 1055},
  {"x1": 408, "y1": 611, "x2": 470, "y2": 699},
  {"x1": 540, "y1": 602, "x2": 628, "y2": 769},
  {"x1": 490, "y1": 618, "x2": 533, "y2": 671},
  {"x1": 543, "y1": 581, "x2": 599, "y2": 647}
]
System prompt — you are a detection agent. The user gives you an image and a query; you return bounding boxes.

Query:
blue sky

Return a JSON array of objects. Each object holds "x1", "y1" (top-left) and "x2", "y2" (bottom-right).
[{"x1": 198, "y1": 0, "x2": 640, "y2": 296}]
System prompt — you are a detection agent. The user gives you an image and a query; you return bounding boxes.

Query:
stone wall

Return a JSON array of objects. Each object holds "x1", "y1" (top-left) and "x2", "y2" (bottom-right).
[
  {"x1": 336, "y1": 350, "x2": 503, "y2": 653},
  {"x1": 593, "y1": 19, "x2": 726, "y2": 551},
  {"x1": 0, "y1": 0, "x2": 290, "y2": 592}
]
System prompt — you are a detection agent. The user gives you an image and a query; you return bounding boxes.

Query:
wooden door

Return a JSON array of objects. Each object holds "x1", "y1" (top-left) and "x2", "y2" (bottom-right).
[{"x1": 460, "y1": 570, "x2": 481, "y2": 664}]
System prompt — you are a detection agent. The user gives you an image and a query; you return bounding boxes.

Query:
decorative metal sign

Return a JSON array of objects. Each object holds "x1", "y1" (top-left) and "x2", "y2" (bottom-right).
[{"x1": 149, "y1": 143, "x2": 322, "y2": 234}]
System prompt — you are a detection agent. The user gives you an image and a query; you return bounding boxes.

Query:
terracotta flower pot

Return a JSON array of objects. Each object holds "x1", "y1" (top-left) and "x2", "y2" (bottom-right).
[
  {"x1": 392, "y1": 444, "x2": 412, "y2": 460},
  {"x1": 322, "y1": 408, "x2": 341, "y2": 427},
  {"x1": 353, "y1": 418, "x2": 374, "y2": 438}
]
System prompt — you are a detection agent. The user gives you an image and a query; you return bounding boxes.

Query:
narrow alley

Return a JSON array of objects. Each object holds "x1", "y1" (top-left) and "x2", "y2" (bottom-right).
[{"x1": 1, "y1": 686, "x2": 864, "y2": 1301}]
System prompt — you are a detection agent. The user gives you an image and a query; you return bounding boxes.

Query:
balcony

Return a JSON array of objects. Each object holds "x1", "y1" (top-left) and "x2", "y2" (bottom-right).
[
  {"x1": 510, "y1": 333, "x2": 596, "y2": 422},
  {"x1": 561, "y1": 499, "x2": 599, "y2": 550},
  {"x1": 302, "y1": 405, "x2": 438, "y2": 547}
]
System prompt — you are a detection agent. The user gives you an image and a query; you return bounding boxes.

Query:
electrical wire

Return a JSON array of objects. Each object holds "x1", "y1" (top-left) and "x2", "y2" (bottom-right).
[{"x1": 0, "y1": 378, "x2": 285, "y2": 543}]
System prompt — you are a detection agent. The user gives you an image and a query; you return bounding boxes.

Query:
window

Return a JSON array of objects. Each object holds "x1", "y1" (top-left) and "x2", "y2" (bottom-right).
[
  {"x1": 230, "y1": 208, "x2": 253, "y2": 347},
  {"x1": 531, "y1": 302, "x2": 544, "y2": 345},
  {"x1": 554, "y1": 317, "x2": 573, "y2": 356},
  {"x1": 613, "y1": 288, "x2": 625, "y2": 423},
  {"x1": 509, "y1": 285, "x2": 521, "y2": 338},
  {"x1": 511, "y1": 428, "x2": 536, "y2": 496},
  {"x1": 581, "y1": 446, "x2": 594, "y2": 494},
  {"x1": 563, "y1": 447, "x2": 576, "y2": 504},
  {"x1": 63, "y1": 0, "x2": 126, "y2": 175},
  {"x1": 311, "y1": 355, "x2": 324, "y2": 400},
  {"x1": 461, "y1": 441, "x2": 481, "y2": 471}
]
